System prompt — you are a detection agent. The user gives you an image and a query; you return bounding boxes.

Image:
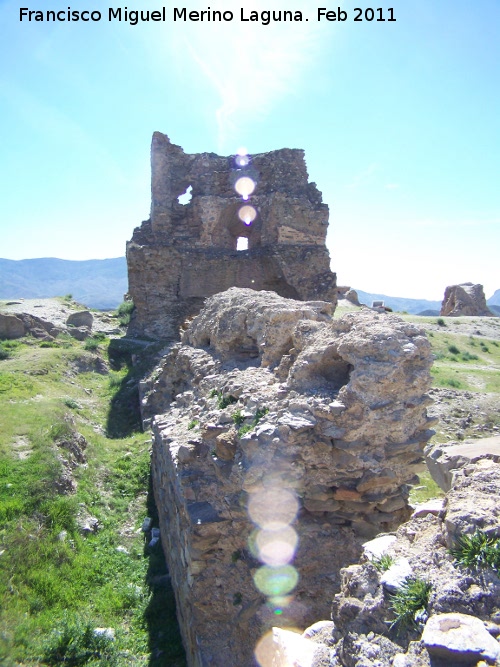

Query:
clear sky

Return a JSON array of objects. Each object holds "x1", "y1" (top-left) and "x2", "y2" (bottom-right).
[{"x1": 0, "y1": 0, "x2": 498, "y2": 300}]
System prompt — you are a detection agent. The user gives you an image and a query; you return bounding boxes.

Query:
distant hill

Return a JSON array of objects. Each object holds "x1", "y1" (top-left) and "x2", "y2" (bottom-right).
[
  {"x1": 1, "y1": 257, "x2": 497, "y2": 315},
  {"x1": 488, "y1": 289, "x2": 500, "y2": 307},
  {"x1": 0, "y1": 257, "x2": 127, "y2": 310},
  {"x1": 355, "y1": 290, "x2": 442, "y2": 314}
]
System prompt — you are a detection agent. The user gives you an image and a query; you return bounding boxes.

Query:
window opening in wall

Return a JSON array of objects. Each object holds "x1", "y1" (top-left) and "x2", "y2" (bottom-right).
[
  {"x1": 177, "y1": 185, "x2": 192, "y2": 205},
  {"x1": 236, "y1": 237, "x2": 249, "y2": 251}
]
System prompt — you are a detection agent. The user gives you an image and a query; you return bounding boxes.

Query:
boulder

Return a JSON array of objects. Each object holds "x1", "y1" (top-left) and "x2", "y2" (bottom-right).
[
  {"x1": 66, "y1": 310, "x2": 93, "y2": 329},
  {"x1": 422, "y1": 613, "x2": 500, "y2": 663},
  {"x1": 0, "y1": 313, "x2": 26, "y2": 339},
  {"x1": 440, "y1": 283, "x2": 494, "y2": 317}
]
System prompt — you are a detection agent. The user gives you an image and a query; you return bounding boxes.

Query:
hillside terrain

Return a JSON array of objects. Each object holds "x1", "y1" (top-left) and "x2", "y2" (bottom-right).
[{"x1": 0, "y1": 299, "x2": 185, "y2": 666}]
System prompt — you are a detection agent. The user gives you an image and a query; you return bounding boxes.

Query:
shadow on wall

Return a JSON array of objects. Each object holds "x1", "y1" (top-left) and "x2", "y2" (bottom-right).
[{"x1": 144, "y1": 475, "x2": 186, "y2": 667}]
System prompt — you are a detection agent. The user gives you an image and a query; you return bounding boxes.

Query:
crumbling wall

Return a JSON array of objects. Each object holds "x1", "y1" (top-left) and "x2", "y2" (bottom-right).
[
  {"x1": 126, "y1": 133, "x2": 337, "y2": 339},
  {"x1": 143, "y1": 288, "x2": 435, "y2": 666}
]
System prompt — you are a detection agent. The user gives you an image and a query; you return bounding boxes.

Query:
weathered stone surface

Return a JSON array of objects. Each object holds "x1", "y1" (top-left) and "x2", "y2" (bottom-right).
[
  {"x1": 426, "y1": 435, "x2": 500, "y2": 492},
  {"x1": 144, "y1": 288, "x2": 435, "y2": 666},
  {"x1": 443, "y1": 459, "x2": 500, "y2": 548},
  {"x1": 411, "y1": 498, "x2": 445, "y2": 519},
  {"x1": 126, "y1": 133, "x2": 337, "y2": 339},
  {"x1": 422, "y1": 613, "x2": 500, "y2": 662},
  {"x1": 440, "y1": 283, "x2": 494, "y2": 317},
  {"x1": 66, "y1": 310, "x2": 93, "y2": 329},
  {"x1": 0, "y1": 313, "x2": 26, "y2": 339},
  {"x1": 380, "y1": 557, "x2": 413, "y2": 593},
  {"x1": 69, "y1": 326, "x2": 91, "y2": 341}
]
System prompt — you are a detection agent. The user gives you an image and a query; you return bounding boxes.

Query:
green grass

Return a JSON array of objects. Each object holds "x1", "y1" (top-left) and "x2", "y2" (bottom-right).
[
  {"x1": 372, "y1": 554, "x2": 394, "y2": 572},
  {"x1": 237, "y1": 406, "x2": 269, "y2": 436},
  {"x1": 450, "y1": 530, "x2": 500, "y2": 571},
  {"x1": 115, "y1": 301, "x2": 135, "y2": 327},
  {"x1": 409, "y1": 471, "x2": 444, "y2": 505},
  {"x1": 389, "y1": 577, "x2": 432, "y2": 632},
  {"x1": 424, "y1": 330, "x2": 500, "y2": 392},
  {"x1": 0, "y1": 335, "x2": 185, "y2": 666}
]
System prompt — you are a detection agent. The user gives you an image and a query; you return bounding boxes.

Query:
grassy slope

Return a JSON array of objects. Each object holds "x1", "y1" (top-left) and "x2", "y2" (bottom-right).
[{"x1": 0, "y1": 333, "x2": 185, "y2": 666}]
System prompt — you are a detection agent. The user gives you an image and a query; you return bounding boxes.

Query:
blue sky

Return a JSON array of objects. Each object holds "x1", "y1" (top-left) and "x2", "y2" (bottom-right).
[{"x1": 0, "y1": 0, "x2": 498, "y2": 299}]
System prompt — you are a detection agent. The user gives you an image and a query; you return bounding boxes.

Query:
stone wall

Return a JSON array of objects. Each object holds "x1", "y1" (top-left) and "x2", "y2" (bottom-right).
[
  {"x1": 142, "y1": 288, "x2": 436, "y2": 666},
  {"x1": 126, "y1": 133, "x2": 337, "y2": 339}
]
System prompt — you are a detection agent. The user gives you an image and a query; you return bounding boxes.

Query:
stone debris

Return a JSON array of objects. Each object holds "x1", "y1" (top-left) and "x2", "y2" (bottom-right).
[
  {"x1": 144, "y1": 287, "x2": 435, "y2": 666},
  {"x1": 440, "y1": 283, "x2": 495, "y2": 317},
  {"x1": 329, "y1": 457, "x2": 500, "y2": 666}
]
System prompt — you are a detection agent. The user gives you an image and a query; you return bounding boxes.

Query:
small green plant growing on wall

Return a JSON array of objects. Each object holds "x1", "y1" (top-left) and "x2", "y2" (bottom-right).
[
  {"x1": 372, "y1": 554, "x2": 394, "y2": 572},
  {"x1": 389, "y1": 577, "x2": 432, "y2": 631},
  {"x1": 450, "y1": 530, "x2": 500, "y2": 571}
]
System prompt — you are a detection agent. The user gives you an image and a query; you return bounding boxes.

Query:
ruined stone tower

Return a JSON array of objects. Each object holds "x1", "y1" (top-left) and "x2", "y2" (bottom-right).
[{"x1": 126, "y1": 132, "x2": 337, "y2": 338}]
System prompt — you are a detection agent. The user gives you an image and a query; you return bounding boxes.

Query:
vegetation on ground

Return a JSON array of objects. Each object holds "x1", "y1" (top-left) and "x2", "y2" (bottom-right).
[
  {"x1": 389, "y1": 577, "x2": 432, "y2": 632},
  {"x1": 372, "y1": 554, "x2": 394, "y2": 572},
  {"x1": 0, "y1": 331, "x2": 185, "y2": 666},
  {"x1": 115, "y1": 301, "x2": 135, "y2": 327},
  {"x1": 450, "y1": 530, "x2": 500, "y2": 571}
]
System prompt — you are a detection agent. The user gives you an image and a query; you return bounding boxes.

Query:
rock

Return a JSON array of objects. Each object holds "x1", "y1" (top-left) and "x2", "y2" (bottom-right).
[
  {"x1": 66, "y1": 310, "x2": 94, "y2": 328},
  {"x1": 126, "y1": 133, "x2": 337, "y2": 339},
  {"x1": 363, "y1": 535, "x2": 397, "y2": 560},
  {"x1": 426, "y1": 435, "x2": 500, "y2": 492},
  {"x1": 411, "y1": 498, "x2": 445, "y2": 519},
  {"x1": 185, "y1": 287, "x2": 333, "y2": 368},
  {"x1": 69, "y1": 326, "x2": 91, "y2": 341},
  {"x1": 422, "y1": 613, "x2": 500, "y2": 662},
  {"x1": 0, "y1": 313, "x2": 26, "y2": 339},
  {"x1": 345, "y1": 289, "x2": 360, "y2": 306},
  {"x1": 442, "y1": 460, "x2": 500, "y2": 547},
  {"x1": 264, "y1": 628, "x2": 323, "y2": 667},
  {"x1": 440, "y1": 283, "x2": 494, "y2": 317},
  {"x1": 380, "y1": 558, "x2": 413, "y2": 593},
  {"x1": 142, "y1": 517, "x2": 153, "y2": 532},
  {"x1": 302, "y1": 620, "x2": 335, "y2": 640},
  {"x1": 94, "y1": 627, "x2": 115, "y2": 641}
]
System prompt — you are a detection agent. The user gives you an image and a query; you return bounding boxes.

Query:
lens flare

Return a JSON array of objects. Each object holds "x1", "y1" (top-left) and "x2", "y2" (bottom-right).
[
  {"x1": 254, "y1": 631, "x2": 275, "y2": 667},
  {"x1": 254, "y1": 565, "x2": 299, "y2": 597},
  {"x1": 235, "y1": 154, "x2": 250, "y2": 167},
  {"x1": 256, "y1": 526, "x2": 298, "y2": 567},
  {"x1": 235, "y1": 176, "x2": 255, "y2": 200},
  {"x1": 238, "y1": 205, "x2": 257, "y2": 226},
  {"x1": 248, "y1": 488, "x2": 299, "y2": 531}
]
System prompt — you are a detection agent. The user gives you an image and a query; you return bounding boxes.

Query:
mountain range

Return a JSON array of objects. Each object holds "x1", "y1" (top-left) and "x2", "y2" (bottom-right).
[
  {"x1": 0, "y1": 257, "x2": 127, "y2": 310},
  {"x1": 0, "y1": 257, "x2": 498, "y2": 314}
]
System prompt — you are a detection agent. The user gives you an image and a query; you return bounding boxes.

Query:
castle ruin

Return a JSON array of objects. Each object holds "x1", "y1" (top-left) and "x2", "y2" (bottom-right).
[{"x1": 126, "y1": 132, "x2": 337, "y2": 338}]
